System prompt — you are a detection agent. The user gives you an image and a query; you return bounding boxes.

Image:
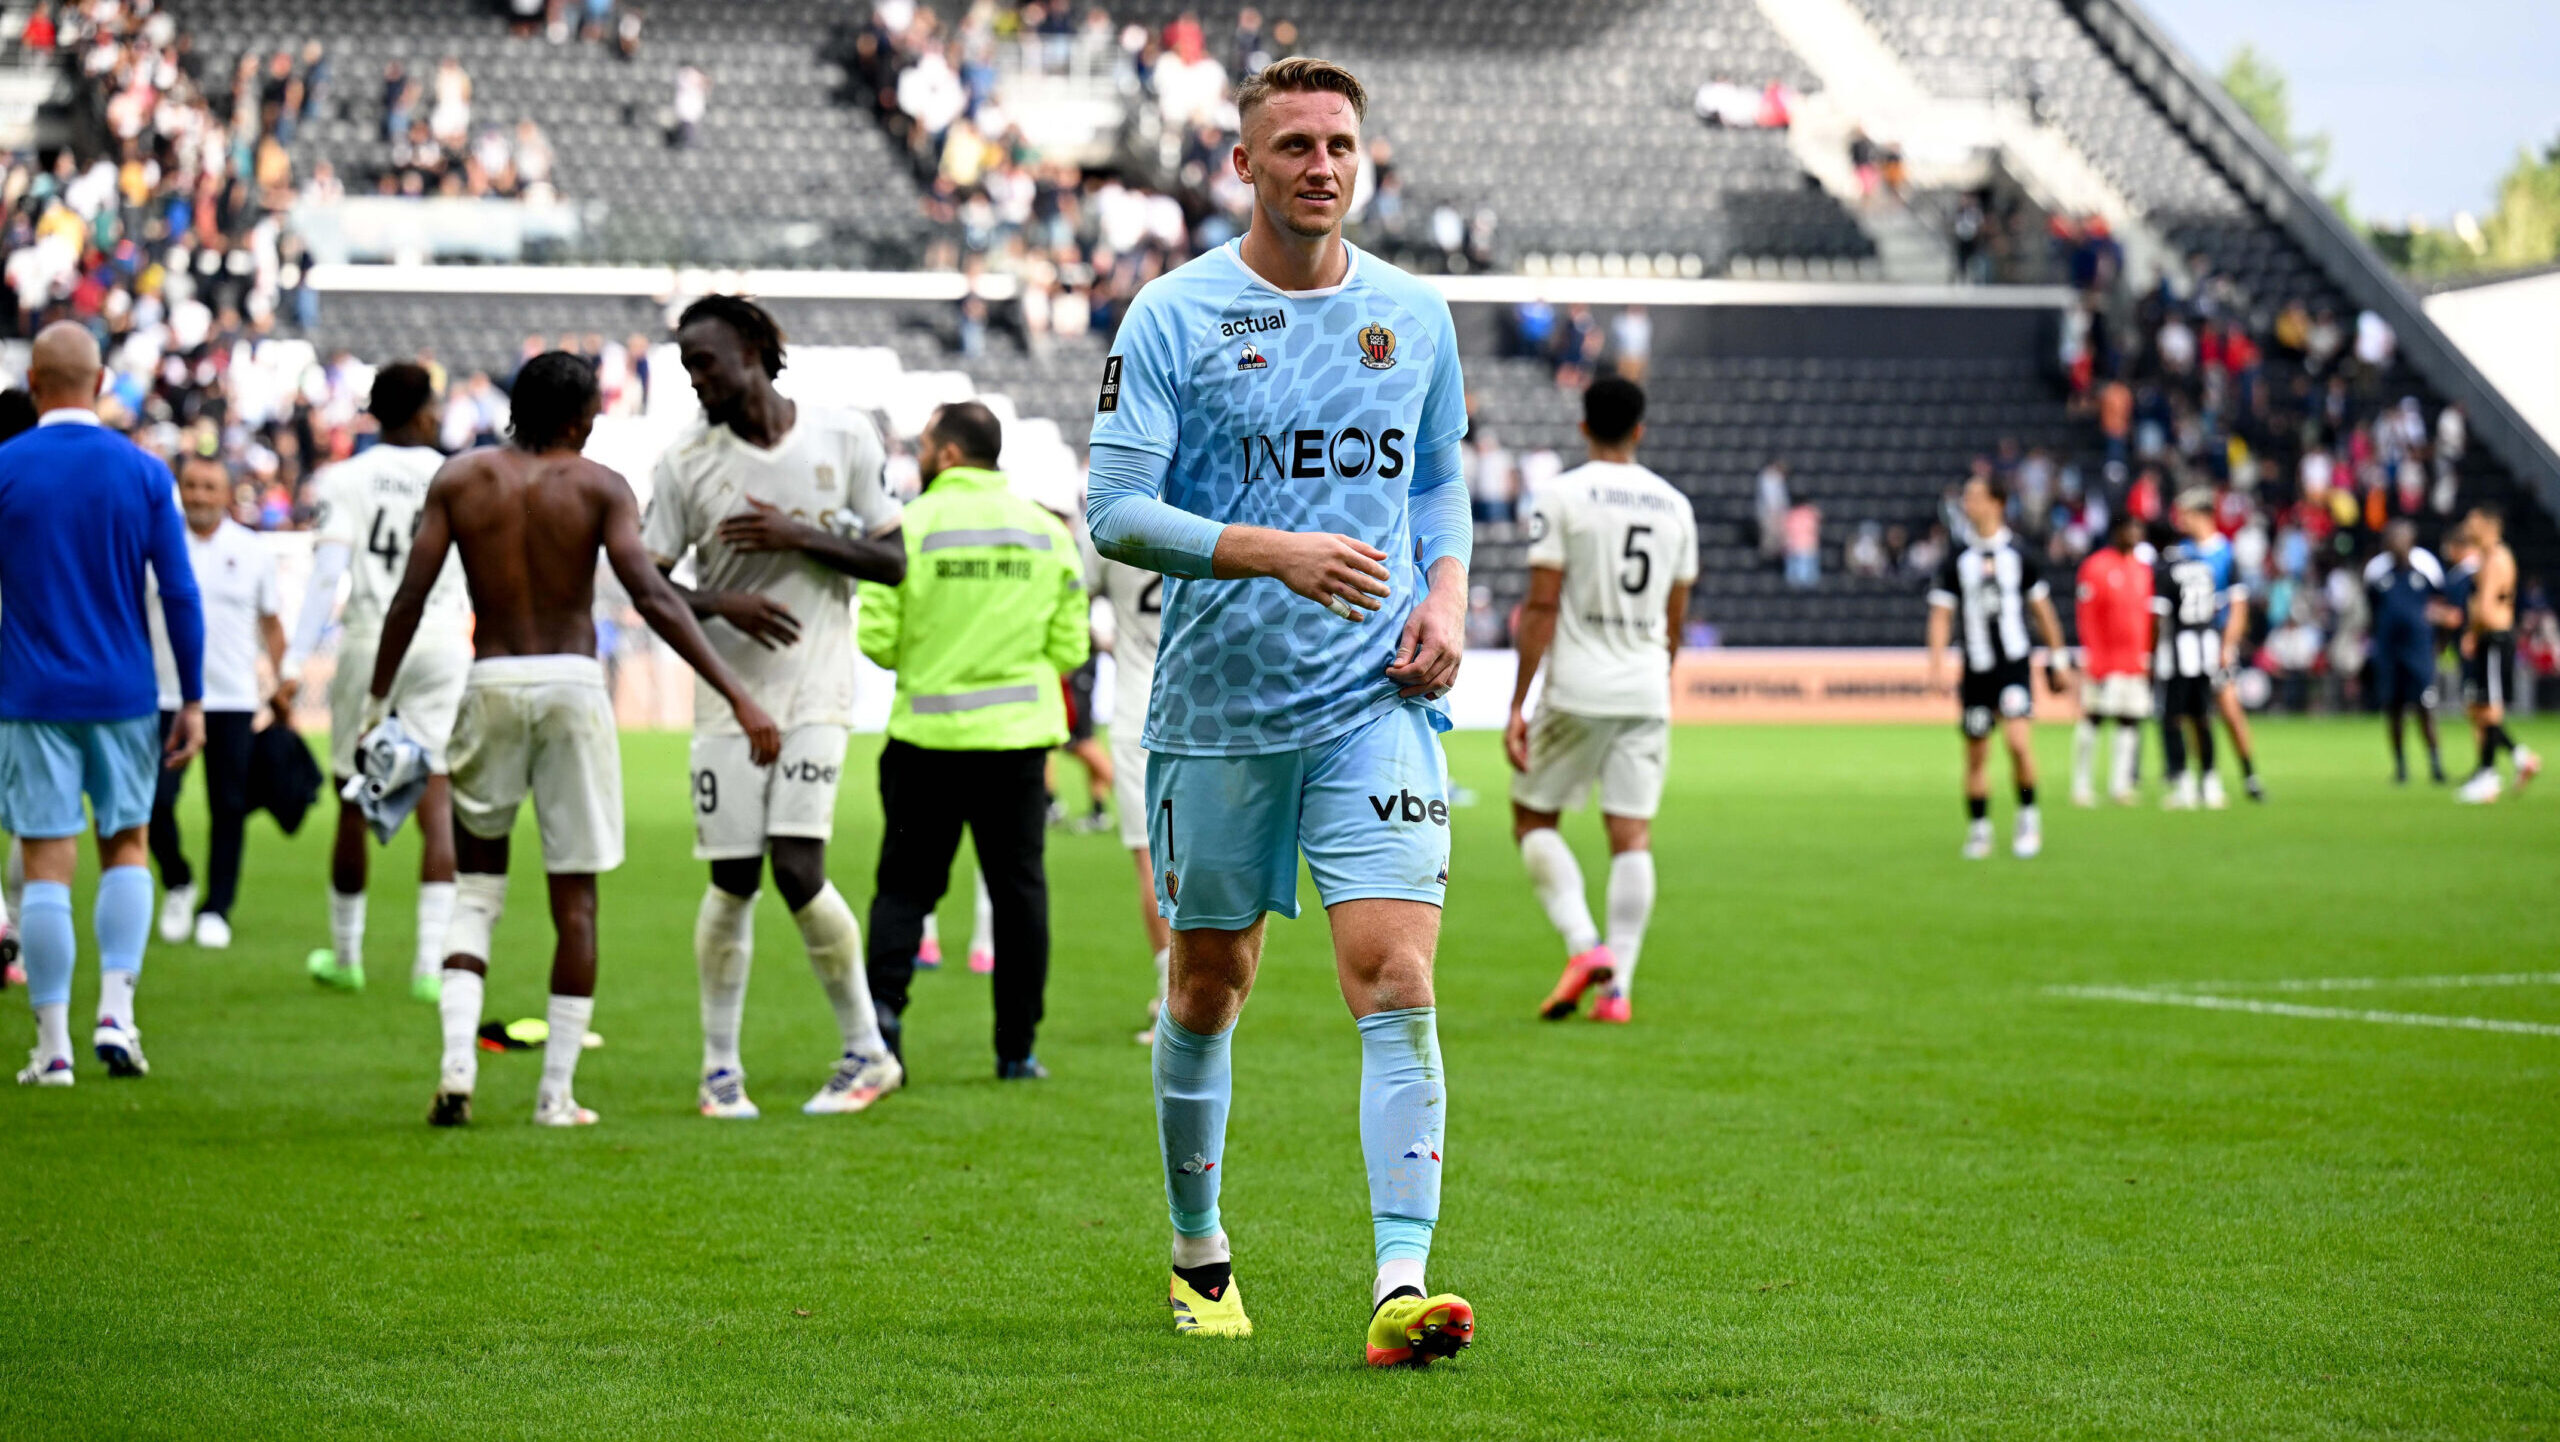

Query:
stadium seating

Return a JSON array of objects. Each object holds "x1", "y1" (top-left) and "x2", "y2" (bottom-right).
[
  {"x1": 177, "y1": 0, "x2": 934, "y2": 267},
  {"x1": 1082, "y1": 0, "x2": 1874, "y2": 270}
]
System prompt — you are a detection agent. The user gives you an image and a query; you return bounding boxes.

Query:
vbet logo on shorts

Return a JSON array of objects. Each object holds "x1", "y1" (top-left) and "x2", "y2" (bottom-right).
[
  {"x1": 1367, "y1": 788, "x2": 1449, "y2": 826},
  {"x1": 779, "y1": 757, "x2": 839, "y2": 784}
]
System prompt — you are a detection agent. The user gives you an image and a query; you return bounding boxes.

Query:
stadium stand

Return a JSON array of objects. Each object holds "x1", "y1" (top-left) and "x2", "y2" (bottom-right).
[{"x1": 178, "y1": 0, "x2": 935, "y2": 267}]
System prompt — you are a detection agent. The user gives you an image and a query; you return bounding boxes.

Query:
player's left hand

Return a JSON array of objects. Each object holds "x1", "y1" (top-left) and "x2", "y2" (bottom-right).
[
  {"x1": 717, "y1": 496, "x2": 816, "y2": 553},
  {"x1": 1387, "y1": 584, "x2": 1465, "y2": 699}
]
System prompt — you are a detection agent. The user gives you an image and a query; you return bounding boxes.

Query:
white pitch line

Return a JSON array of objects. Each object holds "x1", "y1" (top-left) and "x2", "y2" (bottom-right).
[
  {"x1": 2046, "y1": 985, "x2": 2560, "y2": 1038},
  {"x1": 2174, "y1": 972, "x2": 2560, "y2": 994}
]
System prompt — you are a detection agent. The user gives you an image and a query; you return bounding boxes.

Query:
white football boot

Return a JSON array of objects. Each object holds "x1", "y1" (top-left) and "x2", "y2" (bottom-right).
[
  {"x1": 157, "y1": 884, "x2": 196, "y2": 944},
  {"x1": 534, "y1": 1090, "x2": 599, "y2": 1126},
  {"x1": 2012, "y1": 808, "x2": 2043, "y2": 859},
  {"x1": 1961, "y1": 818, "x2": 1994, "y2": 860},
  {"x1": 2456, "y1": 770, "x2": 2503, "y2": 805},
  {"x1": 192, "y1": 912, "x2": 232, "y2": 949},
  {"x1": 17, "y1": 1050, "x2": 72, "y2": 1086},
  {"x1": 2201, "y1": 772, "x2": 2229, "y2": 810},
  {"x1": 803, "y1": 1051, "x2": 903, "y2": 1114},
  {"x1": 2163, "y1": 774, "x2": 2199, "y2": 810},
  {"x1": 697, "y1": 1066, "x2": 760, "y2": 1119},
  {"x1": 92, "y1": 1019, "x2": 148, "y2": 1077}
]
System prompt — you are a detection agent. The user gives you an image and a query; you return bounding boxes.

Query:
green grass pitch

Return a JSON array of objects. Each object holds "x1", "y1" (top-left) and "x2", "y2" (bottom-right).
[{"x1": 6, "y1": 718, "x2": 2557, "y2": 1438}]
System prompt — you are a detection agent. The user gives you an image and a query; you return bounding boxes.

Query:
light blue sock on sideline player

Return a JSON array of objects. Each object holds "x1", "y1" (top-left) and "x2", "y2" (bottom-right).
[
  {"x1": 1358, "y1": 1007, "x2": 1445, "y2": 1277},
  {"x1": 21, "y1": 879, "x2": 75, "y2": 1060},
  {"x1": 93, "y1": 865, "x2": 151, "y2": 1025},
  {"x1": 1153, "y1": 1011, "x2": 1234, "y2": 1242}
]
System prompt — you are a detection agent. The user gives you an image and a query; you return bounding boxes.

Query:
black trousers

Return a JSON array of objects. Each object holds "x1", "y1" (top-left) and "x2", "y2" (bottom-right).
[
  {"x1": 151, "y1": 709, "x2": 256, "y2": 918},
  {"x1": 865, "y1": 740, "x2": 1051, "y2": 1064}
]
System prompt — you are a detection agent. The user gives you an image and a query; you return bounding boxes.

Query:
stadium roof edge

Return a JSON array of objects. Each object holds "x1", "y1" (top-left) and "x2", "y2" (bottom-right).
[{"x1": 303, "y1": 263, "x2": 2075, "y2": 312}]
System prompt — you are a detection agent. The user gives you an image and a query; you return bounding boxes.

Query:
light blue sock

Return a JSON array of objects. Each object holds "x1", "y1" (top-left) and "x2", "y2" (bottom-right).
[
  {"x1": 1358, "y1": 1006, "x2": 1445, "y2": 1267},
  {"x1": 21, "y1": 880, "x2": 74, "y2": 1009},
  {"x1": 1152, "y1": 1010, "x2": 1233, "y2": 1239},
  {"x1": 95, "y1": 865, "x2": 151, "y2": 975}
]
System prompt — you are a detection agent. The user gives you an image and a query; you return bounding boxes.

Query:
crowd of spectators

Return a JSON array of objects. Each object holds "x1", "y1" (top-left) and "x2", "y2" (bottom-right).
[{"x1": 839, "y1": 2, "x2": 1498, "y2": 355}]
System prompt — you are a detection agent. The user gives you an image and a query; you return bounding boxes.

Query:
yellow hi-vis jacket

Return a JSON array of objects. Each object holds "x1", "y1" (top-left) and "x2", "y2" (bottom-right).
[{"x1": 857, "y1": 466, "x2": 1089, "y2": 750}]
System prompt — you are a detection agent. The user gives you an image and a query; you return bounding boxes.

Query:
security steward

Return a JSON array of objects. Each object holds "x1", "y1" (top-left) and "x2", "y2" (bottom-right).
[{"x1": 859, "y1": 401, "x2": 1090, "y2": 1079}]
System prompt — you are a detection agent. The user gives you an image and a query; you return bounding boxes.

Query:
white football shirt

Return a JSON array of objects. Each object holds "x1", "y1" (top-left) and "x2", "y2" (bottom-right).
[
  {"x1": 1101, "y1": 557, "x2": 1164, "y2": 738},
  {"x1": 1523, "y1": 460, "x2": 1700, "y2": 719},
  {"x1": 152, "y1": 518, "x2": 281, "y2": 712},
  {"x1": 314, "y1": 443, "x2": 470, "y2": 642},
  {"x1": 643, "y1": 406, "x2": 899, "y2": 735}
]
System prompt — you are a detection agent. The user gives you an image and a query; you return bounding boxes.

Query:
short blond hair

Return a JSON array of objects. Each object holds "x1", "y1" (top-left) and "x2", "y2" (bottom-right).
[{"x1": 1235, "y1": 56, "x2": 1367, "y2": 130}]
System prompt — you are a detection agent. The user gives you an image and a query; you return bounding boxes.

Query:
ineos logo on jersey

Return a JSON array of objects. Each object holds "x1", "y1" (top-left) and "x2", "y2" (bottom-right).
[
  {"x1": 1366, "y1": 789, "x2": 1449, "y2": 826},
  {"x1": 1220, "y1": 312, "x2": 1285, "y2": 338},
  {"x1": 1236, "y1": 426, "x2": 1407, "y2": 486}
]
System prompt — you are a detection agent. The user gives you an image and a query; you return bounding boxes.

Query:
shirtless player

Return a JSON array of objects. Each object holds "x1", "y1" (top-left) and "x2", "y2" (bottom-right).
[
  {"x1": 369, "y1": 352, "x2": 780, "y2": 1126},
  {"x1": 2453, "y1": 504, "x2": 2542, "y2": 803}
]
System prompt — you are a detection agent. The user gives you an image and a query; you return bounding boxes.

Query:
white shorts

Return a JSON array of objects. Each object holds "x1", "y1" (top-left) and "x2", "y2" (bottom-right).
[
  {"x1": 690, "y1": 724, "x2": 848, "y2": 860},
  {"x1": 2080, "y1": 673, "x2": 2154, "y2": 721},
  {"x1": 448, "y1": 655, "x2": 624, "y2": 874},
  {"x1": 1509, "y1": 709, "x2": 1670, "y2": 820},
  {"x1": 1111, "y1": 725, "x2": 1148, "y2": 850},
  {"x1": 330, "y1": 632, "x2": 471, "y2": 778}
]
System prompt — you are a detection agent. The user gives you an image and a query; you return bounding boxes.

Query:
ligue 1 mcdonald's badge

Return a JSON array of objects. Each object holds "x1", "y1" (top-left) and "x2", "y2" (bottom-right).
[{"x1": 1356, "y1": 322, "x2": 1398, "y2": 370}]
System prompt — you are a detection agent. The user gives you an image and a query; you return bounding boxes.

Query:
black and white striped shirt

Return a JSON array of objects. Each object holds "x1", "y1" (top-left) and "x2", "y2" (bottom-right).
[{"x1": 1929, "y1": 530, "x2": 2048, "y2": 674}]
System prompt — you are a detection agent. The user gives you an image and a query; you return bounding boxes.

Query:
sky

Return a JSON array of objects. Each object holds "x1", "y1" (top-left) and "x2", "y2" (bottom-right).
[{"x1": 2138, "y1": 0, "x2": 2560, "y2": 225}]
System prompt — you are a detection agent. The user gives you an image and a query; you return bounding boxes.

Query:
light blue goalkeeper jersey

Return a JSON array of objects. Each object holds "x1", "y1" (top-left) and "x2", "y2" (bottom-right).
[{"x1": 1088, "y1": 238, "x2": 1468, "y2": 757}]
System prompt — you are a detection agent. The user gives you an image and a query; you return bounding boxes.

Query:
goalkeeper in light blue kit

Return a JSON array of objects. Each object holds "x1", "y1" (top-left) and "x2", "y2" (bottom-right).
[{"x1": 1084, "y1": 56, "x2": 1476, "y2": 1366}]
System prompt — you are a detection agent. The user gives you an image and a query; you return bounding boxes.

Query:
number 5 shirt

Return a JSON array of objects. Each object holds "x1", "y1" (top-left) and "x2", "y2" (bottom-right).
[{"x1": 1523, "y1": 459, "x2": 1701, "y2": 719}]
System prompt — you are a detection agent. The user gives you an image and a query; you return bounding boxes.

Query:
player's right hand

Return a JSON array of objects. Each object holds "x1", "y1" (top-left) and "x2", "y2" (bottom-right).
[
  {"x1": 708, "y1": 591, "x2": 803, "y2": 650},
  {"x1": 1503, "y1": 709, "x2": 1532, "y2": 772},
  {"x1": 733, "y1": 697, "x2": 783, "y2": 766},
  {"x1": 1926, "y1": 660, "x2": 1951, "y2": 697},
  {"x1": 1261, "y1": 531, "x2": 1391, "y2": 619},
  {"x1": 163, "y1": 702, "x2": 204, "y2": 770}
]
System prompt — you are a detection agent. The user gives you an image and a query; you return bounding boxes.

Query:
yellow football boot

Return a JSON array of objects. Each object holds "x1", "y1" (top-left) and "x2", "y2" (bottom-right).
[
  {"x1": 1365, "y1": 1290, "x2": 1474, "y2": 1367},
  {"x1": 1169, "y1": 1271, "x2": 1252, "y2": 1338}
]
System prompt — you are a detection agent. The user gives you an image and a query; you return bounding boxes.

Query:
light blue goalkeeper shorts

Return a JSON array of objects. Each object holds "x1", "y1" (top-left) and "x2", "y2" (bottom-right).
[
  {"x1": 1145, "y1": 701, "x2": 1452, "y2": 930},
  {"x1": 0, "y1": 715, "x2": 161, "y2": 839}
]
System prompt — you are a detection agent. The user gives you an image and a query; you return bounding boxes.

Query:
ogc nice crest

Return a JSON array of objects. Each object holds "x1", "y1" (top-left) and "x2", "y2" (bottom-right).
[{"x1": 1356, "y1": 322, "x2": 1398, "y2": 370}]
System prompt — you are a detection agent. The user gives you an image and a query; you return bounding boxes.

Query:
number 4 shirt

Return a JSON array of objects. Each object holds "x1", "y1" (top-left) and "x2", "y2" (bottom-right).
[
  {"x1": 1523, "y1": 459, "x2": 1701, "y2": 719},
  {"x1": 311, "y1": 442, "x2": 468, "y2": 643}
]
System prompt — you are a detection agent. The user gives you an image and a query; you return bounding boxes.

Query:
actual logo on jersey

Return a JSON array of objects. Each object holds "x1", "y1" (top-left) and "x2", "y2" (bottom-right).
[
  {"x1": 1220, "y1": 311, "x2": 1285, "y2": 337},
  {"x1": 1096, "y1": 354, "x2": 1123, "y2": 413},
  {"x1": 1356, "y1": 322, "x2": 1397, "y2": 369},
  {"x1": 1236, "y1": 343, "x2": 1268, "y2": 371}
]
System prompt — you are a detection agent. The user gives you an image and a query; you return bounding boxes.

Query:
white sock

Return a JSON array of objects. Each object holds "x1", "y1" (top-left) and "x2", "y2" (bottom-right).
[
  {"x1": 2111, "y1": 725, "x2": 2139, "y2": 793},
  {"x1": 34, "y1": 1000, "x2": 69, "y2": 1061},
  {"x1": 1171, "y1": 1229, "x2": 1230, "y2": 1268},
  {"x1": 2018, "y1": 803, "x2": 2042, "y2": 832},
  {"x1": 1603, "y1": 850, "x2": 1655, "y2": 1000},
  {"x1": 329, "y1": 888, "x2": 367, "y2": 968},
  {"x1": 438, "y1": 969, "x2": 484, "y2": 1089},
  {"x1": 695, "y1": 885, "x2": 756, "y2": 1074},
  {"x1": 1152, "y1": 945, "x2": 1171, "y2": 1006},
  {"x1": 795, "y1": 883, "x2": 885, "y2": 1059},
  {"x1": 970, "y1": 869, "x2": 994, "y2": 957},
  {"x1": 541, "y1": 993, "x2": 595, "y2": 1100},
  {"x1": 921, "y1": 911, "x2": 939, "y2": 945},
  {"x1": 413, "y1": 883, "x2": 456, "y2": 981},
  {"x1": 1374, "y1": 1256, "x2": 1426, "y2": 1307},
  {"x1": 1518, "y1": 828, "x2": 1600, "y2": 956},
  {"x1": 2072, "y1": 719, "x2": 2096, "y2": 792},
  {"x1": 98, "y1": 969, "x2": 137, "y2": 1028}
]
